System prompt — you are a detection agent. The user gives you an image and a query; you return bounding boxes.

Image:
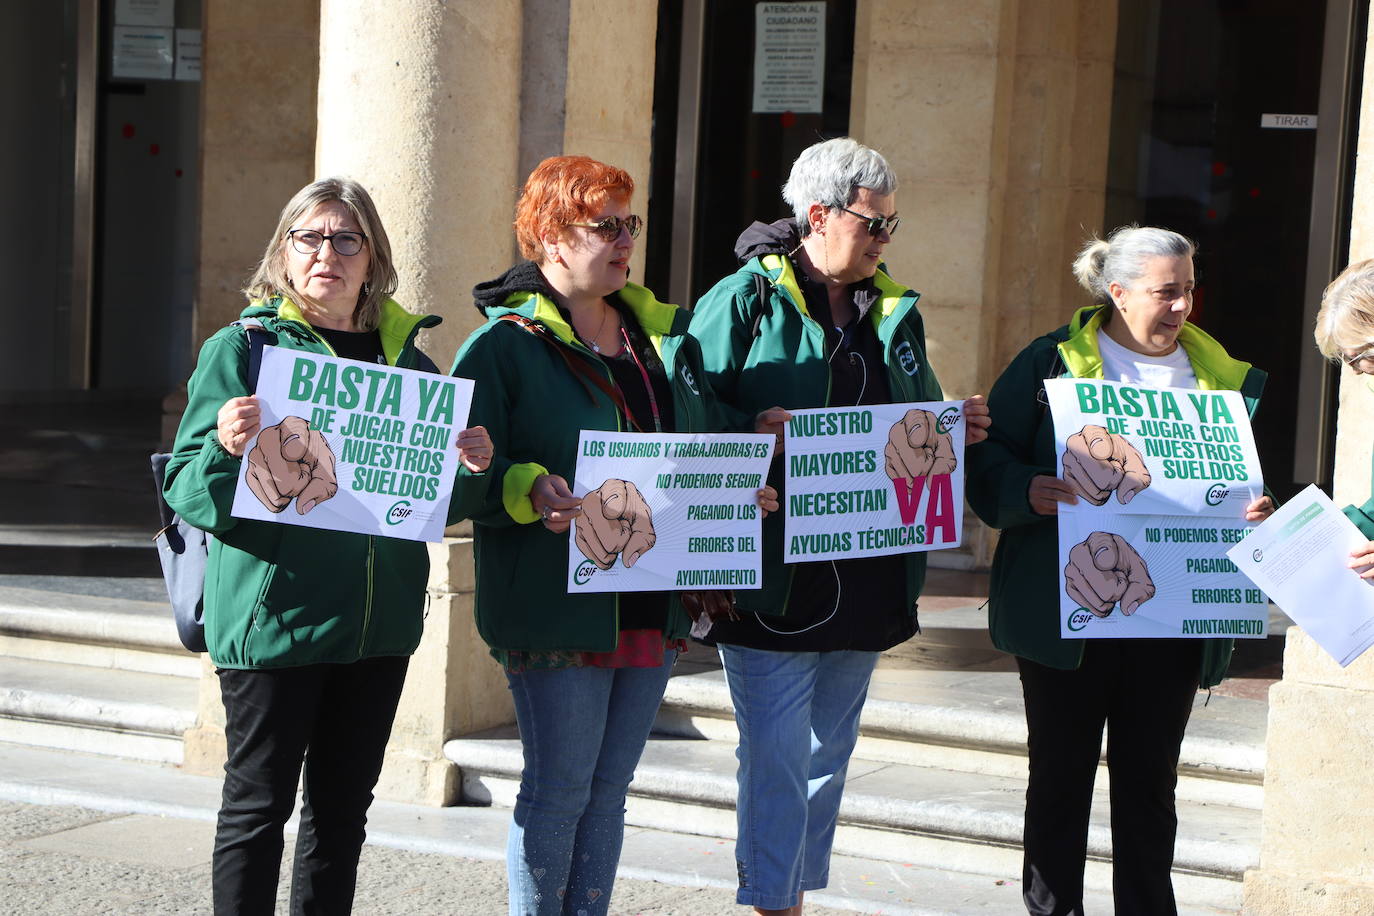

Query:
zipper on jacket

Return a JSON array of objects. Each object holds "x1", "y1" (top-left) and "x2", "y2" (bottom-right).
[{"x1": 359, "y1": 536, "x2": 375, "y2": 656}]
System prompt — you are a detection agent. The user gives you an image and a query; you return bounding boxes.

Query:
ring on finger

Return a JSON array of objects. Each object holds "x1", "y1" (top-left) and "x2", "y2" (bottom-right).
[{"x1": 541, "y1": 504, "x2": 551, "y2": 520}]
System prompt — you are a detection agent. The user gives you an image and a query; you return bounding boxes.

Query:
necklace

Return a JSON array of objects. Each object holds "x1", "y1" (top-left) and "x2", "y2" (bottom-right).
[{"x1": 580, "y1": 305, "x2": 610, "y2": 353}]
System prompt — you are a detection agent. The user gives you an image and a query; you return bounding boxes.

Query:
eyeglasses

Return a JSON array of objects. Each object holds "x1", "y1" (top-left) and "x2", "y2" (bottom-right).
[
  {"x1": 837, "y1": 206, "x2": 900, "y2": 237},
  {"x1": 567, "y1": 215, "x2": 643, "y2": 242},
  {"x1": 1343, "y1": 347, "x2": 1374, "y2": 371},
  {"x1": 287, "y1": 229, "x2": 367, "y2": 256}
]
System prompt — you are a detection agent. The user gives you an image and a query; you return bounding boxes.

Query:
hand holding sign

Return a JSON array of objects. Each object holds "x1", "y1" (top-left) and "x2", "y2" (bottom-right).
[
  {"x1": 884, "y1": 408, "x2": 957, "y2": 479},
  {"x1": 246, "y1": 416, "x2": 338, "y2": 515},
  {"x1": 1064, "y1": 531, "x2": 1155, "y2": 617},
  {"x1": 575, "y1": 479, "x2": 656, "y2": 570},
  {"x1": 1062, "y1": 425, "x2": 1151, "y2": 506}
]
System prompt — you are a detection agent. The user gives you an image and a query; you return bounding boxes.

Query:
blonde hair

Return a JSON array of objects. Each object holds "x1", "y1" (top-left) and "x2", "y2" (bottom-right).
[
  {"x1": 1315, "y1": 259, "x2": 1374, "y2": 360},
  {"x1": 243, "y1": 177, "x2": 398, "y2": 331},
  {"x1": 1072, "y1": 225, "x2": 1195, "y2": 304}
]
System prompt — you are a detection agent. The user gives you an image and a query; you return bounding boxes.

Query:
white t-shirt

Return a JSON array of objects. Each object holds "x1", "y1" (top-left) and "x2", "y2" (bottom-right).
[{"x1": 1097, "y1": 331, "x2": 1198, "y2": 390}]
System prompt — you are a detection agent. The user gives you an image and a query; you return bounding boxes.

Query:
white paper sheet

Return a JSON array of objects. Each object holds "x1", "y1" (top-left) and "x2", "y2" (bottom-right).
[{"x1": 1228, "y1": 484, "x2": 1374, "y2": 666}]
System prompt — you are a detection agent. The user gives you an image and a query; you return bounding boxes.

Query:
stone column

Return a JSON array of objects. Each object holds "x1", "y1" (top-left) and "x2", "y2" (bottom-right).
[
  {"x1": 563, "y1": 0, "x2": 659, "y2": 281},
  {"x1": 181, "y1": 0, "x2": 319, "y2": 769},
  {"x1": 312, "y1": 0, "x2": 524, "y2": 805},
  {"x1": 1242, "y1": 27, "x2": 1374, "y2": 910},
  {"x1": 849, "y1": 0, "x2": 1117, "y2": 566}
]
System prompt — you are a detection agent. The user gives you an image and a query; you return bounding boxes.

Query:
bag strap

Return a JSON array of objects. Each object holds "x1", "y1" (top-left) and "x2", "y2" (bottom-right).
[
  {"x1": 233, "y1": 318, "x2": 272, "y2": 391},
  {"x1": 497, "y1": 314, "x2": 644, "y2": 433},
  {"x1": 750, "y1": 271, "x2": 772, "y2": 340}
]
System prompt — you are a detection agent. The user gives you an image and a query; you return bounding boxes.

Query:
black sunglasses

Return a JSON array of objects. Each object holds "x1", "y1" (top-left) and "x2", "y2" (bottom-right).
[
  {"x1": 567, "y1": 214, "x2": 644, "y2": 242},
  {"x1": 837, "y1": 206, "x2": 900, "y2": 237}
]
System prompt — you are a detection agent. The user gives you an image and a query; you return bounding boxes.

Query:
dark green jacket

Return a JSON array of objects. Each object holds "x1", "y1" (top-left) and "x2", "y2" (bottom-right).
[
  {"x1": 688, "y1": 250, "x2": 945, "y2": 619},
  {"x1": 163, "y1": 297, "x2": 441, "y2": 669},
  {"x1": 966, "y1": 305, "x2": 1267, "y2": 687},
  {"x1": 449, "y1": 275, "x2": 714, "y2": 652},
  {"x1": 1343, "y1": 450, "x2": 1374, "y2": 538}
]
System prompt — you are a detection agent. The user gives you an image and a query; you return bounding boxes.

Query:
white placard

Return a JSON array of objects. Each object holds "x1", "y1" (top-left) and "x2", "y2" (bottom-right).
[
  {"x1": 752, "y1": 2, "x2": 825, "y2": 113},
  {"x1": 1045, "y1": 378, "x2": 1267, "y2": 639},
  {"x1": 175, "y1": 29, "x2": 202, "y2": 82},
  {"x1": 115, "y1": 0, "x2": 174, "y2": 27},
  {"x1": 567, "y1": 431, "x2": 774, "y2": 593},
  {"x1": 1260, "y1": 113, "x2": 1318, "y2": 130},
  {"x1": 112, "y1": 26, "x2": 173, "y2": 80},
  {"x1": 783, "y1": 401, "x2": 966, "y2": 562},
  {"x1": 231, "y1": 347, "x2": 473, "y2": 543},
  {"x1": 1229, "y1": 485, "x2": 1374, "y2": 667}
]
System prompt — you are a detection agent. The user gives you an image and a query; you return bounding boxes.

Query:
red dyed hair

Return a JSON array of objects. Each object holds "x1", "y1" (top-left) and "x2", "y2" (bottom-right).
[{"x1": 514, "y1": 155, "x2": 635, "y2": 261}]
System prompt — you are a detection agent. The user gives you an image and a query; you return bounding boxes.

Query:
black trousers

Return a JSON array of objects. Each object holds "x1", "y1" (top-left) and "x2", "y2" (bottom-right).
[
  {"x1": 212, "y1": 655, "x2": 409, "y2": 916},
  {"x1": 1017, "y1": 640, "x2": 1202, "y2": 916}
]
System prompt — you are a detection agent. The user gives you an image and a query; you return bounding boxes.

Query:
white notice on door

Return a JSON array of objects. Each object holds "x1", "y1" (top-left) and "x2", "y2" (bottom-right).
[
  {"x1": 1260, "y1": 113, "x2": 1318, "y2": 130},
  {"x1": 752, "y1": 2, "x2": 826, "y2": 114}
]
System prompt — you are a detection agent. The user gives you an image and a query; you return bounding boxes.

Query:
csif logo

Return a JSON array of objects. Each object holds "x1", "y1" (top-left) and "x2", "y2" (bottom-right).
[
  {"x1": 894, "y1": 341, "x2": 919, "y2": 376},
  {"x1": 1066, "y1": 607, "x2": 1095, "y2": 632},
  {"x1": 679, "y1": 364, "x2": 700, "y2": 395},
  {"x1": 937, "y1": 407, "x2": 961, "y2": 434},
  {"x1": 574, "y1": 560, "x2": 598, "y2": 586},
  {"x1": 1251, "y1": 547, "x2": 1263, "y2": 563},
  {"x1": 1204, "y1": 483, "x2": 1229, "y2": 506},
  {"x1": 386, "y1": 500, "x2": 414, "y2": 526}
]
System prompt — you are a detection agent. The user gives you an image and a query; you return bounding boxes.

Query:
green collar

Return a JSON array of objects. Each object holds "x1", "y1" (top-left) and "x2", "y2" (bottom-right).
[
  {"x1": 254, "y1": 296, "x2": 436, "y2": 365},
  {"x1": 755, "y1": 255, "x2": 919, "y2": 333},
  {"x1": 498, "y1": 282, "x2": 680, "y2": 357},
  {"x1": 1059, "y1": 305, "x2": 1253, "y2": 390}
]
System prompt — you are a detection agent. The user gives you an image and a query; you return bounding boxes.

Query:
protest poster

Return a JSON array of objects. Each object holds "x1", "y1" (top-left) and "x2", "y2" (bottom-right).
[
  {"x1": 1045, "y1": 377, "x2": 1267, "y2": 638},
  {"x1": 783, "y1": 401, "x2": 967, "y2": 563},
  {"x1": 567, "y1": 431, "x2": 774, "y2": 593},
  {"x1": 230, "y1": 347, "x2": 473, "y2": 543}
]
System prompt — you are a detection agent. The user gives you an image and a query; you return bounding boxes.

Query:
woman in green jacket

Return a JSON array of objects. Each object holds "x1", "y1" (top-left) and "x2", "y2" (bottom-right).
[
  {"x1": 449, "y1": 155, "x2": 775, "y2": 916},
  {"x1": 1315, "y1": 258, "x2": 1374, "y2": 554},
  {"x1": 688, "y1": 137, "x2": 990, "y2": 915},
  {"x1": 967, "y1": 226, "x2": 1273, "y2": 916},
  {"x1": 165, "y1": 177, "x2": 490, "y2": 914}
]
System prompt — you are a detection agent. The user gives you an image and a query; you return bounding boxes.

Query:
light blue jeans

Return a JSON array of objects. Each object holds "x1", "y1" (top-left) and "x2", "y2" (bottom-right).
[
  {"x1": 720, "y1": 645, "x2": 879, "y2": 909},
  {"x1": 504, "y1": 650, "x2": 677, "y2": 916}
]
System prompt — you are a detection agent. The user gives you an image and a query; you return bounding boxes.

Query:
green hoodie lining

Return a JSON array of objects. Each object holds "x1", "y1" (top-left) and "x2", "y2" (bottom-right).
[
  {"x1": 1059, "y1": 305, "x2": 1253, "y2": 390},
  {"x1": 757, "y1": 254, "x2": 916, "y2": 334},
  {"x1": 496, "y1": 282, "x2": 679, "y2": 359},
  {"x1": 265, "y1": 297, "x2": 437, "y2": 365}
]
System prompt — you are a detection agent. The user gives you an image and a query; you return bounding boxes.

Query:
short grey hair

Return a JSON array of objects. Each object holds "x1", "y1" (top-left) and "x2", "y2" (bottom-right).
[
  {"x1": 782, "y1": 137, "x2": 898, "y2": 237},
  {"x1": 1315, "y1": 259, "x2": 1374, "y2": 360},
  {"x1": 1072, "y1": 225, "x2": 1196, "y2": 304},
  {"x1": 243, "y1": 176, "x2": 399, "y2": 332}
]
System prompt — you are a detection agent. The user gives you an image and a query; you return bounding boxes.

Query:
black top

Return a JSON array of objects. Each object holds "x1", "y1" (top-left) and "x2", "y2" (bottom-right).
[
  {"x1": 314, "y1": 326, "x2": 386, "y2": 365},
  {"x1": 585, "y1": 300, "x2": 677, "y2": 633},
  {"x1": 703, "y1": 263, "x2": 915, "y2": 653}
]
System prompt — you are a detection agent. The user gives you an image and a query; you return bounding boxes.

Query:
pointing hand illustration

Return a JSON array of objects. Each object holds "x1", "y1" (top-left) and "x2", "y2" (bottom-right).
[
  {"x1": 574, "y1": 479, "x2": 656, "y2": 570},
  {"x1": 246, "y1": 416, "x2": 338, "y2": 515},
  {"x1": 1064, "y1": 531, "x2": 1155, "y2": 618},
  {"x1": 1062, "y1": 425, "x2": 1152, "y2": 506},
  {"x1": 884, "y1": 408, "x2": 957, "y2": 479}
]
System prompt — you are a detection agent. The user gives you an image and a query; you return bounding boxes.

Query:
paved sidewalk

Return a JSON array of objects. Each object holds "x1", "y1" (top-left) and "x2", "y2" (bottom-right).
[{"x1": 0, "y1": 743, "x2": 1027, "y2": 916}]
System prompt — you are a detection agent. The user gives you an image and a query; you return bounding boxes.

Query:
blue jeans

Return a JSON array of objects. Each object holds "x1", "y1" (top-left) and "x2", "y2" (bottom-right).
[
  {"x1": 719, "y1": 645, "x2": 878, "y2": 909},
  {"x1": 505, "y1": 650, "x2": 677, "y2": 916}
]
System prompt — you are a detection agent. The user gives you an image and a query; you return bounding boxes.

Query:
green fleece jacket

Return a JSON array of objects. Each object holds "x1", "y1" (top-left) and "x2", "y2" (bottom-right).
[
  {"x1": 1343, "y1": 440, "x2": 1374, "y2": 537},
  {"x1": 966, "y1": 305, "x2": 1267, "y2": 687},
  {"x1": 449, "y1": 274, "x2": 714, "y2": 652},
  {"x1": 688, "y1": 250, "x2": 945, "y2": 618},
  {"x1": 163, "y1": 297, "x2": 440, "y2": 669}
]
